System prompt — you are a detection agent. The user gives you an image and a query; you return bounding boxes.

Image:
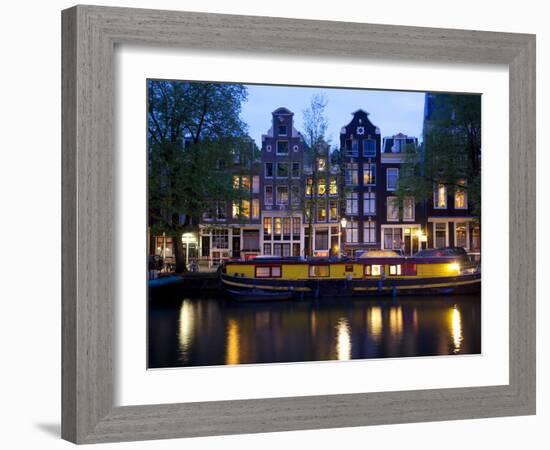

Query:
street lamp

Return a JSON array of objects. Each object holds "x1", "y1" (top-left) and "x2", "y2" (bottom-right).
[
  {"x1": 340, "y1": 217, "x2": 347, "y2": 229},
  {"x1": 339, "y1": 217, "x2": 347, "y2": 258}
]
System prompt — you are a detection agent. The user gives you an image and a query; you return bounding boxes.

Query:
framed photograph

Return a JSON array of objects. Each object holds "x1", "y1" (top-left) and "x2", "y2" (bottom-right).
[{"x1": 62, "y1": 5, "x2": 535, "y2": 444}]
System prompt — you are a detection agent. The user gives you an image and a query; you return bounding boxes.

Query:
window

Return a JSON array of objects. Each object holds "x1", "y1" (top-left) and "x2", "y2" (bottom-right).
[
  {"x1": 315, "y1": 228, "x2": 329, "y2": 250},
  {"x1": 278, "y1": 125, "x2": 287, "y2": 135},
  {"x1": 435, "y1": 222, "x2": 447, "y2": 248},
  {"x1": 306, "y1": 177, "x2": 313, "y2": 196},
  {"x1": 309, "y1": 265, "x2": 330, "y2": 277},
  {"x1": 216, "y1": 159, "x2": 226, "y2": 170},
  {"x1": 232, "y1": 201, "x2": 240, "y2": 218},
  {"x1": 263, "y1": 243, "x2": 271, "y2": 255},
  {"x1": 276, "y1": 185, "x2": 289, "y2": 204},
  {"x1": 364, "y1": 221, "x2": 376, "y2": 243},
  {"x1": 243, "y1": 230, "x2": 259, "y2": 251},
  {"x1": 329, "y1": 177, "x2": 338, "y2": 195},
  {"x1": 363, "y1": 164, "x2": 376, "y2": 186},
  {"x1": 388, "y1": 264, "x2": 402, "y2": 276},
  {"x1": 252, "y1": 176, "x2": 260, "y2": 193},
  {"x1": 434, "y1": 184, "x2": 447, "y2": 209},
  {"x1": 392, "y1": 138, "x2": 406, "y2": 153},
  {"x1": 363, "y1": 192, "x2": 376, "y2": 215},
  {"x1": 292, "y1": 243, "x2": 301, "y2": 257},
  {"x1": 241, "y1": 199, "x2": 250, "y2": 219},
  {"x1": 283, "y1": 217, "x2": 291, "y2": 239},
  {"x1": 252, "y1": 199, "x2": 260, "y2": 219},
  {"x1": 282, "y1": 244, "x2": 291, "y2": 257},
  {"x1": 291, "y1": 185, "x2": 300, "y2": 205},
  {"x1": 329, "y1": 200, "x2": 338, "y2": 221},
  {"x1": 233, "y1": 175, "x2": 240, "y2": 189},
  {"x1": 263, "y1": 217, "x2": 272, "y2": 239},
  {"x1": 345, "y1": 163, "x2": 359, "y2": 185},
  {"x1": 292, "y1": 162, "x2": 300, "y2": 178},
  {"x1": 242, "y1": 176, "x2": 251, "y2": 191},
  {"x1": 346, "y1": 221, "x2": 358, "y2": 243},
  {"x1": 345, "y1": 139, "x2": 358, "y2": 156},
  {"x1": 292, "y1": 217, "x2": 301, "y2": 239},
  {"x1": 216, "y1": 202, "x2": 227, "y2": 220},
  {"x1": 346, "y1": 191, "x2": 358, "y2": 215},
  {"x1": 274, "y1": 218, "x2": 282, "y2": 238},
  {"x1": 276, "y1": 140, "x2": 289, "y2": 155},
  {"x1": 455, "y1": 180, "x2": 468, "y2": 209},
  {"x1": 364, "y1": 264, "x2": 382, "y2": 277},
  {"x1": 383, "y1": 227, "x2": 403, "y2": 250},
  {"x1": 264, "y1": 185, "x2": 273, "y2": 205},
  {"x1": 317, "y1": 158, "x2": 326, "y2": 171},
  {"x1": 317, "y1": 201, "x2": 327, "y2": 222},
  {"x1": 317, "y1": 178, "x2": 326, "y2": 196},
  {"x1": 273, "y1": 243, "x2": 282, "y2": 256},
  {"x1": 387, "y1": 196, "x2": 399, "y2": 221},
  {"x1": 455, "y1": 222, "x2": 468, "y2": 248},
  {"x1": 212, "y1": 229, "x2": 229, "y2": 249},
  {"x1": 277, "y1": 163, "x2": 289, "y2": 178},
  {"x1": 386, "y1": 168, "x2": 399, "y2": 191},
  {"x1": 403, "y1": 196, "x2": 415, "y2": 221},
  {"x1": 265, "y1": 162, "x2": 273, "y2": 178},
  {"x1": 363, "y1": 139, "x2": 376, "y2": 157},
  {"x1": 255, "y1": 266, "x2": 282, "y2": 278}
]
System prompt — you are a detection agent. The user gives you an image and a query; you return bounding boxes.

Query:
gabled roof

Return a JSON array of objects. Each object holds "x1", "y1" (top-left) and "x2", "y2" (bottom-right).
[{"x1": 272, "y1": 107, "x2": 294, "y2": 115}]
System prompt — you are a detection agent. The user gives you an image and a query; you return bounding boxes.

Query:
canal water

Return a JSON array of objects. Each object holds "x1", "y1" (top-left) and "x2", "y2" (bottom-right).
[{"x1": 148, "y1": 294, "x2": 481, "y2": 368}]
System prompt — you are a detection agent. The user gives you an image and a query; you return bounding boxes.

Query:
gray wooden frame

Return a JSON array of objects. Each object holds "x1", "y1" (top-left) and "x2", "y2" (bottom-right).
[{"x1": 62, "y1": 4, "x2": 536, "y2": 444}]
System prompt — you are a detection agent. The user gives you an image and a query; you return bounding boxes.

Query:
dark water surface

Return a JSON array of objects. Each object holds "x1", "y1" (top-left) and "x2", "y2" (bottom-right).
[{"x1": 148, "y1": 294, "x2": 481, "y2": 368}]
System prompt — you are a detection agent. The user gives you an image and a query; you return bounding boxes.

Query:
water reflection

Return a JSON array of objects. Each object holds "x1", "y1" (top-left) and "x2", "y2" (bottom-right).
[
  {"x1": 177, "y1": 299, "x2": 194, "y2": 363},
  {"x1": 450, "y1": 305, "x2": 463, "y2": 354},
  {"x1": 148, "y1": 294, "x2": 480, "y2": 368},
  {"x1": 336, "y1": 318, "x2": 352, "y2": 360}
]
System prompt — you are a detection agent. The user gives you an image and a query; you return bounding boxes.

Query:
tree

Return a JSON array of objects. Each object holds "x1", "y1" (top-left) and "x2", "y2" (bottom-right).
[
  {"x1": 302, "y1": 94, "x2": 329, "y2": 257},
  {"x1": 395, "y1": 94, "x2": 481, "y2": 218},
  {"x1": 147, "y1": 80, "x2": 249, "y2": 272}
]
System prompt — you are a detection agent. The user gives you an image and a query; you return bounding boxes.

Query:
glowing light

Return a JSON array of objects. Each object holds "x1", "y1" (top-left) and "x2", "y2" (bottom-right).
[
  {"x1": 178, "y1": 300, "x2": 195, "y2": 362},
  {"x1": 448, "y1": 262, "x2": 461, "y2": 274},
  {"x1": 336, "y1": 318, "x2": 352, "y2": 360},
  {"x1": 225, "y1": 319, "x2": 241, "y2": 365},
  {"x1": 369, "y1": 307, "x2": 383, "y2": 341},
  {"x1": 389, "y1": 306, "x2": 403, "y2": 338},
  {"x1": 450, "y1": 305, "x2": 463, "y2": 353}
]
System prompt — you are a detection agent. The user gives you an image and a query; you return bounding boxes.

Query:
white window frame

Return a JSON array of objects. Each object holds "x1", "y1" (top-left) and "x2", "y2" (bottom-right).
[
  {"x1": 363, "y1": 163, "x2": 376, "y2": 186},
  {"x1": 276, "y1": 185, "x2": 289, "y2": 205},
  {"x1": 264, "y1": 162, "x2": 273, "y2": 178},
  {"x1": 433, "y1": 222, "x2": 449, "y2": 248},
  {"x1": 386, "y1": 168, "x2": 399, "y2": 192},
  {"x1": 403, "y1": 196, "x2": 415, "y2": 221},
  {"x1": 276, "y1": 140, "x2": 289, "y2": 155},
  {"x1": 454, "y1": 221, "x2": 470, "y2": 251},
  {"x1": 363, "y1": 191, "x2": 376, "y2": 215},
  {"x1": 455, "y1": 181, "x2": 468, "y2": 210},
  {"x1": 386, "y1": 196, "x2": 399, "y2": 222},
  {"x1": 363, "y1": 220, "x2": 376, "y2": 244},
  {"x1": 363, "y1": 138, "x2": 376, "y2": 157},
  {"x1": 264, "y1": 185, "x2": 273, "y2": 205}
]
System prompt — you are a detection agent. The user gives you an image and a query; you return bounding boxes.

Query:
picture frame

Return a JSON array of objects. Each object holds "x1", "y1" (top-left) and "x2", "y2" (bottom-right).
[{"x1": 61, "y1": 4, "x2": 536, "y2": 444}]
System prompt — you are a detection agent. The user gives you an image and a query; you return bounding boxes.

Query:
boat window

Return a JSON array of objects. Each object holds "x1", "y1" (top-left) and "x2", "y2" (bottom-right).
[
  {"x1": 388, "y1": 264, "x2": 402, "y2": 276},
  {"x1": 255, "y1": 267, "x2": 271, "y2": 278},
  {"x1": 365, "y1": 264, "x2": 382, "y2": 276},
  {"x1": 309, "y1": 265, "x2": 330, "y2": 277},
  {"x1": 255, "y1": 266, "x2": 282, "y2": 278},
  {"x1": 345, "y1": 265, "x2": 354, "y2": 272}
]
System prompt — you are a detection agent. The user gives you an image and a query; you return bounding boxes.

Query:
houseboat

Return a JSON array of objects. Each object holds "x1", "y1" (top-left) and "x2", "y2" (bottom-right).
[{"x1": 220, "y1": 250, "x2": 480, "y2": 300}]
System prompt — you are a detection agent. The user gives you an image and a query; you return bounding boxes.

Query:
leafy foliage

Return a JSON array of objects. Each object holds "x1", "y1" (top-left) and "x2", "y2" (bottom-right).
[{"x1": 395, "y1": 94, "x2": 481, "y2": 217}]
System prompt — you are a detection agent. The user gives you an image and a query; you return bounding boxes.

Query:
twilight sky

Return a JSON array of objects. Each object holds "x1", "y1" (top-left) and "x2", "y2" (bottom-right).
[{"x1": 240, "y1": 84, "x2": 426, "y2": 149}]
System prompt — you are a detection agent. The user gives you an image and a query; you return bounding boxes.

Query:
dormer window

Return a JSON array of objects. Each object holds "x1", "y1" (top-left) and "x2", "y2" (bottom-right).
[
  {"x1": 278, "y1": 125, "x2": 287, "y2": 136},
  {"x1": 392, "y1": 138, "x2": 406, "y2": 153}
]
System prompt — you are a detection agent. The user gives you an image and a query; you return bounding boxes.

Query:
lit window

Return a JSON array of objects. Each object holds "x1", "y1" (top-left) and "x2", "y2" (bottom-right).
[
  {"x1": 263, "y1": 217, "x2": 272, "y2": 238},
  {"x1": 241, "y1": 176, "x2": 250, "y2": 191},
  {"x1": 252, "y1": 199, "x2": 260, "y2": 219},
  {"x1": 317, "y1": 179, "x2": 326, "y2": 196},
  {"x1": 329, "y1": 177, "x2": 338, "y2": 195},
  {"x1": 455, "y1": 180, "x2": 467, "y2": 209},
  {"x1": 256, "y1": 267, "x2": 271, "y2": 277},
  {"x1": 434, "y1": 184, "x2": 447, "y2": 209},
  {"x1": 386, "y1": 168, "x2": 399, "y2": 191},
  {"x1": 232, "y1": 201, "x2": 240, "y2": 218},
  {"x1": 274, "y1": 218, "x2": 282, "y2": 236},
  {"x1": 389, "y1": 264, "x2": 402, "y2": 276},
  {"x1": 365, "y1": 264, "x2": 382, "y2": 276},
  {"x1": 318, "y1": 158, "x2": 326, "y2": 171},
  {"x1": 241, "y1": 200, "x2": 250, "y2": 219},
  {"x1": 233, "y1": 176, "x2": 240, "y2": 189},
  {"x1": 306, "y1": 177, "x2": 313, "y2": 196},
  {"x1": 329, "y1": 200, "x2": 338, "y2": 221},
  {"x1": 363, "y1": 164, "x2": 376, "y2": 186},
  {"x1": 317, "y1": 202, "x2": 327, "y2": 222}
]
